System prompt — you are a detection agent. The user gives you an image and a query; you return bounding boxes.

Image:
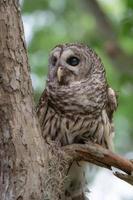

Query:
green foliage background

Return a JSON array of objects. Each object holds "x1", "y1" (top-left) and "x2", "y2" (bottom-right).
[{"x1": 22, "y1": 0, "x2": 133, "y2": 153}]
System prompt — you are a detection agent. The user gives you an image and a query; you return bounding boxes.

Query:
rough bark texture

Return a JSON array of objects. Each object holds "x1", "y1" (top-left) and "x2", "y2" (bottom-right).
[{"x1": 0, "y1": 1, "x2": 47, "y2": 199}]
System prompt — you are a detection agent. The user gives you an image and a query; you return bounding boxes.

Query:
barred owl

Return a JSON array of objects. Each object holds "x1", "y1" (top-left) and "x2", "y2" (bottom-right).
[{"x1": 37, "y1": 43, "x2": 117, "y2": 199}]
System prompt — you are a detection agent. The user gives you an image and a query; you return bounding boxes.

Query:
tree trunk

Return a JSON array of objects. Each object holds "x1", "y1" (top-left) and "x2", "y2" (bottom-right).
[{"x1": 0, "y1": 1, "x2": 59, "y2": 199}]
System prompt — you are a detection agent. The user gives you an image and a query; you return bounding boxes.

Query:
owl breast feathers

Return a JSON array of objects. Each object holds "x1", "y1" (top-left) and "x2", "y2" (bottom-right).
[{"x1": 37, "y1": 43, "x2": 117, "y2": 150}]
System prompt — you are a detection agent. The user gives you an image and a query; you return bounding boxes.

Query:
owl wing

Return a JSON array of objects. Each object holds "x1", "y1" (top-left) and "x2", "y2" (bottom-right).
[
  {"x1": 106, "y1": 87, "x2": 118, "y2": 121},
  {"x1": 102, "y1": 87, "x2": 118, "y2": 150}
]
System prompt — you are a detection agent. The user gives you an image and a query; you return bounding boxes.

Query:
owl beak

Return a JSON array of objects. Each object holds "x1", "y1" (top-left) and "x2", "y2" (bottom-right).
[{"x1": 57, "y1": 66, "x2": 63, "y2": 82}]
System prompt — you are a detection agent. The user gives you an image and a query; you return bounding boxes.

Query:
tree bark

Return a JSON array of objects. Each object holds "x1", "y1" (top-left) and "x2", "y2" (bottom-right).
[{"x1": 0, "y1": 1, "x2": 48, "y2": 199}]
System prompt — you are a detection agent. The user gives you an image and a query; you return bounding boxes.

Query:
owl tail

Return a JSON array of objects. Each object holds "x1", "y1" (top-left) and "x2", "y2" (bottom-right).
[{"x1": 65, "y1": 161, "x2": 89, "y2": 200}]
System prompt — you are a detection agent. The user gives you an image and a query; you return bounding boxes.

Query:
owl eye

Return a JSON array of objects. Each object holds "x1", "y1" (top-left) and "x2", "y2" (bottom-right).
[
  {"x1": 51, "y1": 56, "x2": 57, "y2": 66},
  {"x1": 66, "y1": 56, "x2": 80, "y2": 66}
]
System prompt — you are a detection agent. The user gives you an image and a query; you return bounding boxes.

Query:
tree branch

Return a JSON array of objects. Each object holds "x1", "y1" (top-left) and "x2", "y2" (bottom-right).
[{"x1": 63, "y1": 142, "x2": 133, "y2": 185}]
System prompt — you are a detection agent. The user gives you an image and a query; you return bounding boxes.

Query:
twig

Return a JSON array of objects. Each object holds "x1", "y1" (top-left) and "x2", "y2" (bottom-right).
[{"x1": 114, "y1": 172, "x2": 133, "y2": 185}]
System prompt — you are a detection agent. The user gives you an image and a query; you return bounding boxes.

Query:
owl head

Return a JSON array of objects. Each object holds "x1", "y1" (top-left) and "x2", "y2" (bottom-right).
[
  {"x1": 45, "y1": 43, "x2": 107, "y2": 116},
  {"x1": 47, "y1": 43, "x2": 105, "y2": 86}
]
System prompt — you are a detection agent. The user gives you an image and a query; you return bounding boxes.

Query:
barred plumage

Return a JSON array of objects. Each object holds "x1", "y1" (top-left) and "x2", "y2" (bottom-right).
[{"x1": 37, "y1": 43, "x2": 117, "y2": 199}]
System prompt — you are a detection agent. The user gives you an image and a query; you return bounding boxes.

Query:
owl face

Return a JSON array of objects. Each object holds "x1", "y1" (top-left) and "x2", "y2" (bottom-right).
[
  {"x1": 48, "y1": 44, "x2": 93, "y2": 86},
  {"x1": 45, "y1": 43, "x2": 107, "y2": 116}
]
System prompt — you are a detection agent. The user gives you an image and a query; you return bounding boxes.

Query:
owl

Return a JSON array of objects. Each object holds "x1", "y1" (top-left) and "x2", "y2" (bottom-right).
[{"x1": 37, "y1": 43, "x2": 117, "y2": 199}]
